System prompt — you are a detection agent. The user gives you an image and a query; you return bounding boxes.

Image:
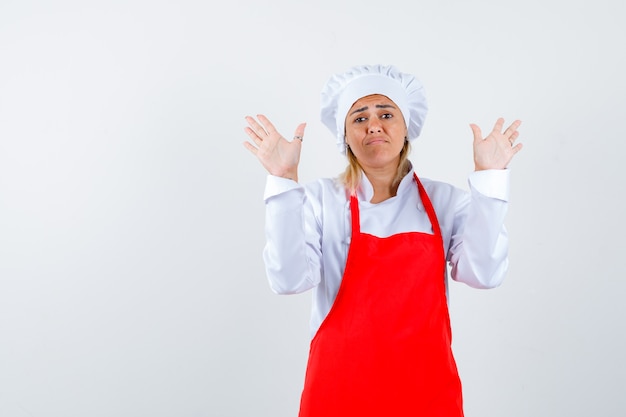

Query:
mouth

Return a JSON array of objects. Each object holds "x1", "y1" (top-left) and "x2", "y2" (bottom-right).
[{"x1": 366, "y1": 138, "x2": 388, "y2": 145}]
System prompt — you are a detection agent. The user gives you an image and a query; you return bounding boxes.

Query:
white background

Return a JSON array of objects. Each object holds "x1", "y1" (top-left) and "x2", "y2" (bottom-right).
[{"x1": 1, "y1": 0, "x2": 625, "y2": 416}]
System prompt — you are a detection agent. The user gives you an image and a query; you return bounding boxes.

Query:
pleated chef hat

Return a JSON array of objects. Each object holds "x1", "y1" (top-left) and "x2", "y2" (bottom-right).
[{"x1": 320, "y1": 64, "x2": 428, "y2": 154}]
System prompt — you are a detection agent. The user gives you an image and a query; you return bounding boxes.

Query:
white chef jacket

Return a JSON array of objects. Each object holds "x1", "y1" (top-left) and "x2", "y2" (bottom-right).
[{"x1": 263, "y1": 166, "x2": 511, "y2": 338}]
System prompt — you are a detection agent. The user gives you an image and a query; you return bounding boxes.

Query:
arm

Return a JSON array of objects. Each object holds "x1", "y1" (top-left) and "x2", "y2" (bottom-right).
[
  {"x1": 262, "y1": 177, "x2": 323, "y2": 294},
  {"x1": 448, "y1": 118, "x2": 523, "y2": 288},
  {"x1": 243, "y1": 115, "x2": 321, "y2": 294},
  {"x1": 448, "y1": 170, "x2": 511, "y2": 288}
]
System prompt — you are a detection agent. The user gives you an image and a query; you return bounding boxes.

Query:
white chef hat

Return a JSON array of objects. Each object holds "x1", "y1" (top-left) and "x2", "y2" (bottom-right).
[{"x1": 320, "y1": 64, "x2": 428, "y2": 153}]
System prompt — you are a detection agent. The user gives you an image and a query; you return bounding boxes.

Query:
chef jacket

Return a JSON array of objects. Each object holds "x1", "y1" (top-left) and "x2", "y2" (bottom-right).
[{"x1": 263, "y1": 165, "x2": 510, "y2": 338}]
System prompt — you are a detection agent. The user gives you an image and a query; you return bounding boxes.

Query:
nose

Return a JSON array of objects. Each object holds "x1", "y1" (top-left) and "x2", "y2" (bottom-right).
[{"x1": 368, "y1": 120, "x2": 382, "y2": 133}]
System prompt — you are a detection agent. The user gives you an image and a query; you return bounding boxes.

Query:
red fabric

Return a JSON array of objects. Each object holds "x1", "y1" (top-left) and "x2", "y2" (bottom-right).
[{"x1": 298, "y1": 175, "x2": 463, "y2": 417}]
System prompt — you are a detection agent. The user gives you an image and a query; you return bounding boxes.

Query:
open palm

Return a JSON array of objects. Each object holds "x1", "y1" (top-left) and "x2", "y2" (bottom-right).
[
  {"x1": 243, "y1": 114, "x2": 306, "y2": 182},
  {"x1": 471, "y1": 118, "x2": 523, "y2": 171}
]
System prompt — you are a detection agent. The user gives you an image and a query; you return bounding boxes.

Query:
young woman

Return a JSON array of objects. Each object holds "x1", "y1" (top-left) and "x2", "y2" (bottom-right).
[{"x1": 243, "y1": 64, "x2": 522, "y2": 416}]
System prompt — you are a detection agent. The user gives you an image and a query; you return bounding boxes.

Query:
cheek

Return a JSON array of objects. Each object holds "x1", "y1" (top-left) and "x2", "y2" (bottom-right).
[
  {"x1": 344, "y1": 126, "x2": 360, "y2": 143},
  {"x1": 344, "y1": 133, "x2": 364, "y2": 155},
  {"x1": 344, "y1": 135, "x2": 357, "y2": 150},
  {"x1": 392, "y1": 125, "x2": 408, "y2": 141}
]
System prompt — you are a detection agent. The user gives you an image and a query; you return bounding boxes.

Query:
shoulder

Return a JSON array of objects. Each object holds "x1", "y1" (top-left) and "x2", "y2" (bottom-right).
[
  {"x1": 303, "y1": 177, "x2": 346, "y2": 196},
  {"x1": 418, "y1": 177, "x2": 469, "y2": 208},
  {"x1": 419, "y1": 177, "x2": 465, "y2": 196},
  {"x1": 300, "y1": 177, "x2": 349, "y2": 209}
]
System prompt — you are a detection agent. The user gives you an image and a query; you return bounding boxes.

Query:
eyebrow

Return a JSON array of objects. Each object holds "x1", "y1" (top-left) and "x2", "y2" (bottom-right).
[{"x1": 349, "y1": 104, "x2": 397, "y2": 116}]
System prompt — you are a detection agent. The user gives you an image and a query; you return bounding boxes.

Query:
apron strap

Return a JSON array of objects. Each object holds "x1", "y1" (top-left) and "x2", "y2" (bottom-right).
[
  {"x1": 349, "y1": 195, "x2": 361, "y2": 235},
  {"x1": 414, "y1": 173, "x2": 443, "y2": 238}
]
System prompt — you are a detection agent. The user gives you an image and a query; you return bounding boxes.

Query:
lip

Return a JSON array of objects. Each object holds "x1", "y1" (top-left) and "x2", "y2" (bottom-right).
[{"x1": 366, "y1": 138, "x2": 388, "y2": 145}]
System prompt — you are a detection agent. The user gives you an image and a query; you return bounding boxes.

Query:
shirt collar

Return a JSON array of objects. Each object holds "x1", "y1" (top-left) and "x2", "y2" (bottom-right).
[{"x1": 357, "y1": 163, "x2": 416, "y2": 203}]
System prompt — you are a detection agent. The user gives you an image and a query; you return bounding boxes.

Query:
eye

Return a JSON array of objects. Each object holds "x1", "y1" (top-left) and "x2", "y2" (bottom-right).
[
  {"x1": 354, "y1": 116, "x2": 367, "y2": 123},
  {"x1": 381, "y1": 113, "x2": 393, "y2": 119}
]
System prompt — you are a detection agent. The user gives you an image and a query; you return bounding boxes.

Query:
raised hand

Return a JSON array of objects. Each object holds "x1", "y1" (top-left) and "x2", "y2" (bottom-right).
[
  {"x1": 243, "y1": 114, "x2": 306, "y2": 182},
  {"x1": 471, "y1": 118, "x2": 523, "y2": 171}
]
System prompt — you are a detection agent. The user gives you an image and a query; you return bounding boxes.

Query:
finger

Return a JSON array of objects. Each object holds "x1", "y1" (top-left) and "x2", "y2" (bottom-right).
[
  {"x1": 503, "y1": 120, "x2": 522, "y2": 138},
  {"x1": 245, "y1": 115, "x2": 268, "y2": 137},
  {"x1": 469, "y1": 123, "x2": 483, "y2": 143},
  {"x1": 244, "y1": 126, "x2": 263, "y2": 146},
  {"x1": 292, "y1": 122, "x2": 307, "y2": 141},
  {"x1": 243, "y1": 141, "x2": 259, "y2": 155},
  {"x1": 257, "y1": 114, "x2": 279, "y2": 136},
  {"x1": 492, "y1": 117, "x2": 505, "y2": 134}
]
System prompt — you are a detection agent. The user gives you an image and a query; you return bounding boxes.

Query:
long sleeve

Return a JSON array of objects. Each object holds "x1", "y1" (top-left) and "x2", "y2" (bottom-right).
[
  {"x1": 446, "y1": 169, "x2": 510, "y2": 289},
  {"x1": 262, "y1": 175, "x2": 323, "y2": 294}
]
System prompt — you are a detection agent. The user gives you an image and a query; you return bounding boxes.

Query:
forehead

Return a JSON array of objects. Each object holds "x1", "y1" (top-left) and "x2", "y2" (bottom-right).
[{"x1": 348, "y1": 94, "x2": 397, "y2": 111}]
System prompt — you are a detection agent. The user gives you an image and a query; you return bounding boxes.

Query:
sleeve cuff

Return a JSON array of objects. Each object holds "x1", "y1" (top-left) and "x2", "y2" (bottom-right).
[
  {"x1": 263, "y1": 175, "x2": 302, "y2": 201},
  {"x1": 468, "y1": 169, "x2": 510, "y2": 201}
]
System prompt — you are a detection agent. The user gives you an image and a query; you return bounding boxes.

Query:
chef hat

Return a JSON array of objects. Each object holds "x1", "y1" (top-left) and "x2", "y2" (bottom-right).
[{"x1": 320, "y1": 64, "x2": 428, "y2": 153}]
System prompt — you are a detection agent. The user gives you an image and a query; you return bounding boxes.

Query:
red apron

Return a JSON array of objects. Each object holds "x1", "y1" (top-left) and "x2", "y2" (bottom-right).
[{"x1": 298, "y1": 174, "x2": 463, "y2": 417}]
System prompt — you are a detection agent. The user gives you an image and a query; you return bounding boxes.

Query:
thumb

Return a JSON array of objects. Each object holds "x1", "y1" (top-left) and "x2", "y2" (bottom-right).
[
  {"x1": 469, "y1": 123, "x2": 482, "y2": 143},
  {"x1": 293, "y1": 122, "x2": 306, "y2": 142}
]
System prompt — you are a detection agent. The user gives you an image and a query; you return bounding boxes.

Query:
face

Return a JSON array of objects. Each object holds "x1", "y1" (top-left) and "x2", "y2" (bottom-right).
[{"x1": 344, "y1": 94, "x2": 408, "y2": 171}]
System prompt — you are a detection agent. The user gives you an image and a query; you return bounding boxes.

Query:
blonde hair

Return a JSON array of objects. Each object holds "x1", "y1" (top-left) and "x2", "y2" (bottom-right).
[{"x1": 339, "y1": 140, "x2": 412, "y2": 195}]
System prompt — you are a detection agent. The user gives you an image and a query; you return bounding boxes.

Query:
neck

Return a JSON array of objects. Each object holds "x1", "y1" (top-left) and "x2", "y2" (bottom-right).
[{"x1": 363, "y1": 165, "x2": 399, "y2": 203}]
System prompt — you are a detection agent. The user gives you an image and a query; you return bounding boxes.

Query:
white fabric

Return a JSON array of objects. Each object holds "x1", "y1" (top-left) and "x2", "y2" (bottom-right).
[
  {"x1": 320, "y1": 64, "x2": 428, "y2": 153},
  {"x1": 263, "y1": 167, "x2": 511, "y2": 338},
  {"x1": 337, "y1": 74, "x2": 410, "y2": 139}
]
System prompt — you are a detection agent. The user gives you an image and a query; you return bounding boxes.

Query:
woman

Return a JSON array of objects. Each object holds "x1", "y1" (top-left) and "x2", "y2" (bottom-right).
[{"x1": 243, "y1": 64, "x2": 522, "y2": 416}]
